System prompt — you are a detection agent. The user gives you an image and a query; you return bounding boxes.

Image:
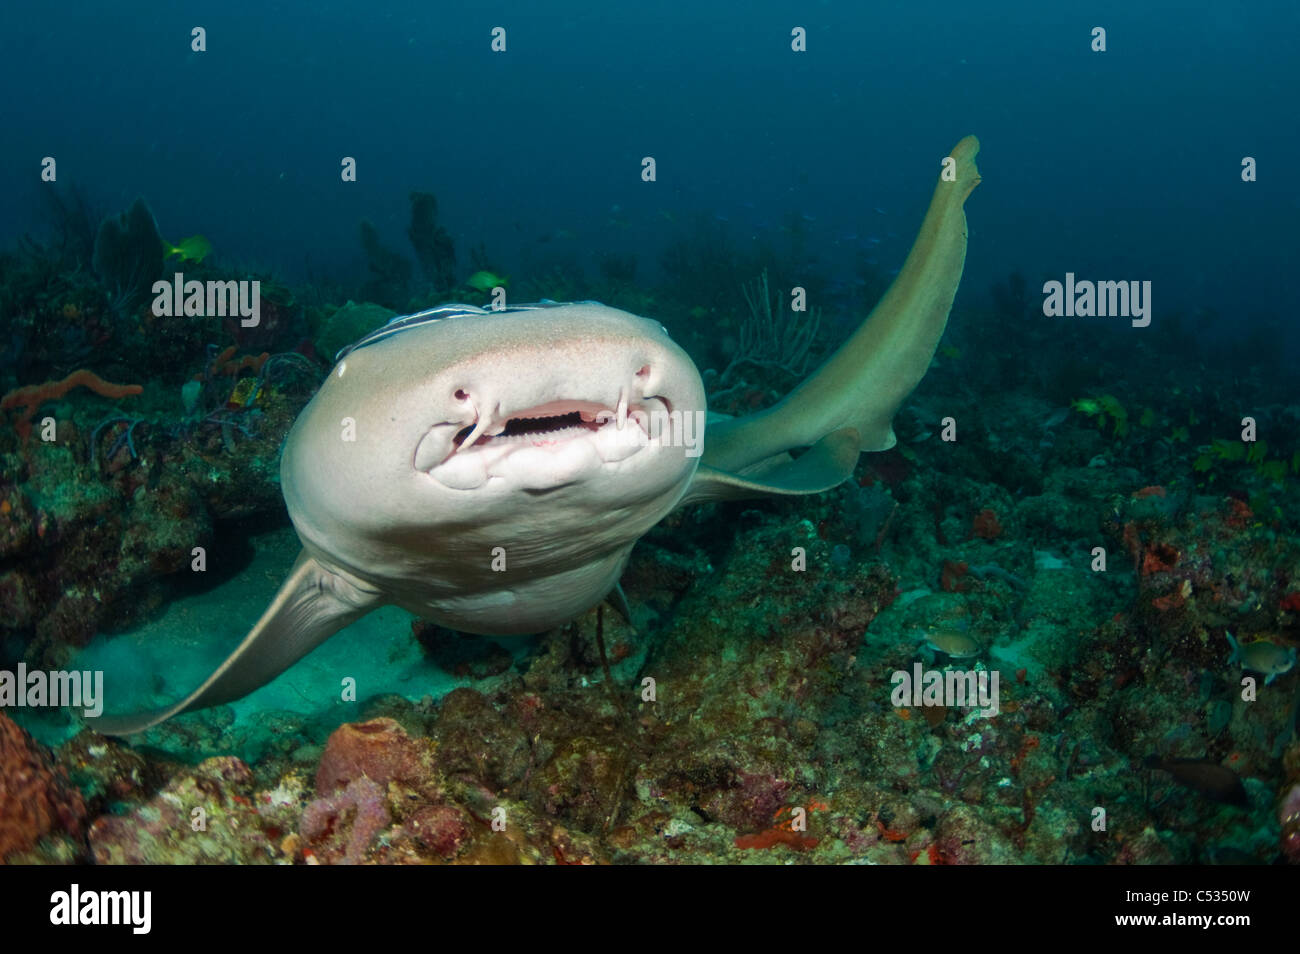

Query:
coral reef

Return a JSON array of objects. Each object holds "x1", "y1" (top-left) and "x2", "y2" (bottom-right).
[
  {"x1": 0, "y1": 713, "x2": 86, "y2": 861},
  {"x1": 88, "y1": 756, "x2": 303, "y2": 864},
  {"x1": 0, "y1": 351, "x2": 316, "y2": 667},
  {"x1": 2, "y1": 179, "x2": 1297, "y2": 868}
]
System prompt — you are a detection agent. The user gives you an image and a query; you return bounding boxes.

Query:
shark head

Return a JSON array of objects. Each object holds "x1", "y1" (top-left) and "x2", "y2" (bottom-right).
[
  {"x1": 282, "y1": 301, "x2": 706, "y2": 633},
  {"x1": 93, "y1": 136, "x2": 981, "y2": 735}
]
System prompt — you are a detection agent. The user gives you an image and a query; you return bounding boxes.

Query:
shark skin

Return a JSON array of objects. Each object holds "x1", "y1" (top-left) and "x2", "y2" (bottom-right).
[{"x1": 91, "y1": 135, "x2": 981, "y2": 735}]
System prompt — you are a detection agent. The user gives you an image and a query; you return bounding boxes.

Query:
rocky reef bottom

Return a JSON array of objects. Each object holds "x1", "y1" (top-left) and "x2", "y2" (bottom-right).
[{"x1": 6, "y1": 451, "x2": 1300, "y2": 863}]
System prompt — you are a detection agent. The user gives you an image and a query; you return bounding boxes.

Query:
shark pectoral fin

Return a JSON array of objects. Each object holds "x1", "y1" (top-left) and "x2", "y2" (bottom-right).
[
  {"x1": 89, "y1": 552, "x2": 383, "y2": 736},
  {"x1": 703, "y1": 135, "x2": 981, "y2": 474},
  {"x1": 681, "y1": 427, "x2": 860, "y2": 506}
]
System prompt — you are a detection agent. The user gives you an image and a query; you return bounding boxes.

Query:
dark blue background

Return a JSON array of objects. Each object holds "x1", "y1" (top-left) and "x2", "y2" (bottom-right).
[{"x1": 2, "y1": 1, "x2": 1295, "y2": 328}]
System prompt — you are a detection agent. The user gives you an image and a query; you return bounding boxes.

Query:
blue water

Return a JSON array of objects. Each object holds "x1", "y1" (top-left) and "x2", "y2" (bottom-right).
[{"x1": 1, "y1": 0, "x2": 1295, "y2": 328}]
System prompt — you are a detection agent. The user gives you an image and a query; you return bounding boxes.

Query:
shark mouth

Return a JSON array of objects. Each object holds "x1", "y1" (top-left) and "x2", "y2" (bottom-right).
[
  {"x1": 452, "y1": 401, "x2": 632, "y2": 450},
  {"x1": 416, "y1": 396, "x2": 672, "y2": 490}
]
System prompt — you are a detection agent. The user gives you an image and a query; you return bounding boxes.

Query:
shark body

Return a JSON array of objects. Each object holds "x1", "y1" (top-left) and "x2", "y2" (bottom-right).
[{"x1": 94, "y1": 136, "x2": 981, "y2": 735}]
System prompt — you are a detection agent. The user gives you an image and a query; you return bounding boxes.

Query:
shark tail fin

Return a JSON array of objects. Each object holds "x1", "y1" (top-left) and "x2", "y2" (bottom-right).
[
  {"x1": 89, "y1": 552, "x2": 382, "y2": 736},
  {"x1": 703, "y1": 135, "x2": 981, "y2": 476}
]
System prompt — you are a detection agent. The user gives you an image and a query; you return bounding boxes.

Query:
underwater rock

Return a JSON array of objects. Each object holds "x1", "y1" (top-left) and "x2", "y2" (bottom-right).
[
  {"x1": 430, "y1": 688, "x2": 530, "y2": 789},
  {"x1": 527, "y1": 734, "x2": 631, "y2": 834},
  {"x1": 88, "y1": 756, "x2": 286, "y2": 864},
  {"x1": 0, "y1": 713, "x2": 87, "y2": 861},
  {"x1": 299, "y1": 712, "x2": 571, "y2": 864},
  {"x1": 930, "y1": 804, "x2": 1017, "y2": 864},
  {"x1": 402, "y1": 803, "x2": 471, "y2": 860},
  {"x1": 414, "y1": 623, "x2": 514, "y2": 680},
  {"x1": 59, "y1": 730, "x2": 153, "y2": 811}
]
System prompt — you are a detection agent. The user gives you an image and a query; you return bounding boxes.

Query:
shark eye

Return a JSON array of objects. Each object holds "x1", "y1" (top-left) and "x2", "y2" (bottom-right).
[
  {"x1": 454, "y1": 389, "x2": 469, "y2": 402},
  {"x1": 636, "y1": 365, "x2": 650, "y2": 379}
]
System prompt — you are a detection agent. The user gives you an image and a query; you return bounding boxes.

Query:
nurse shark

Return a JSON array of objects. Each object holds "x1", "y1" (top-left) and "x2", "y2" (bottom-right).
[{"x1": 94, "y1": 136, "x2": 981, "y2": 735}]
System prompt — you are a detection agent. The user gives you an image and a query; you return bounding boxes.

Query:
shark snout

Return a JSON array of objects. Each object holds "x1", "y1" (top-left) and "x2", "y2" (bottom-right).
[{"x1": 411, "y1": 342, "x2": 700, "y2": 490}]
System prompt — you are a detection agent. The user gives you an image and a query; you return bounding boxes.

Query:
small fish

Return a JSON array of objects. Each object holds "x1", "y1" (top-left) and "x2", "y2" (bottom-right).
[
  {"x1": 801, "y1": 213, "x2": 816, "y2": 223},
  {"x1": 465, "y1": 270, "x2": 508, "y2": 292},
  {"x1": 874, "y1": 207, "x2": 886, "y2": 215},
  {"x1": 1226, "y1": 632, "x2": 1296, "y2": 685},
  {"x1": 867, "y1": 236, "x2": 882, "y2": 245},
  {"x1": 226, "y1": 376, "x2": 261, "y2": 409},
  {"x1": 163, "y1": 234, "x2": 212, "y2": 263},
  {"x1": 1144, "y1": 756, "x2": 1248, "y2": 807},
  {"x1": 921, "y1": 628, "x2": 981, "y2": 658},
  {"x1": 1043, "y1": 407, "x2": 1070, "y2": 429}
]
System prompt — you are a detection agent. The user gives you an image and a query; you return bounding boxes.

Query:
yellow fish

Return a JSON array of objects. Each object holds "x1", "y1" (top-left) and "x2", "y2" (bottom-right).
[
  {"x1": 163, "y1": 234, "x2": 212, "y2": 263},
  {"x1": 467, "y1": 270, "x2": 508, "y2": 292}
]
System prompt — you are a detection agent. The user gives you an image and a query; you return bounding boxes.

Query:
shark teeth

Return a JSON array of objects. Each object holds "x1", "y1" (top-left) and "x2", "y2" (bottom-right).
[
  {"x1": 458, "y1": 400, "x2": 641, "y2": 451},
  {"x1": 423, "y1": 395, "x2": 660, "y2": 480}
]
